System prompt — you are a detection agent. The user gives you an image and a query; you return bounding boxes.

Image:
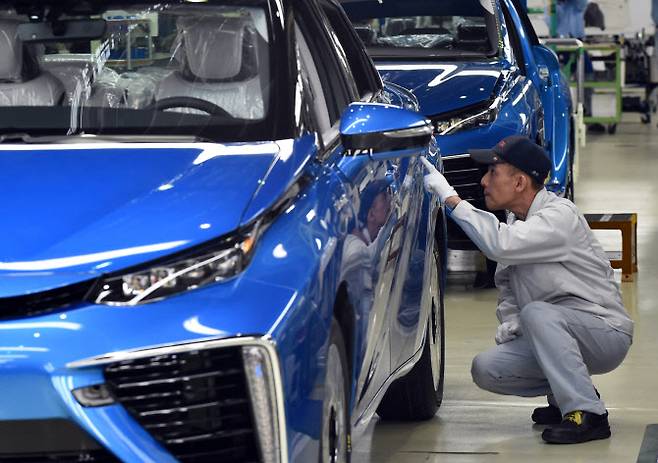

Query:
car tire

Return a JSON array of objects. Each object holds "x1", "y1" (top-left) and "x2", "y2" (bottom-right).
[
  {"x1": 319, "y1": 319, "x2": 350, "y2": 463},
  {"x1": 376, "y1": 252, "x2": 445, "y2": 421}
]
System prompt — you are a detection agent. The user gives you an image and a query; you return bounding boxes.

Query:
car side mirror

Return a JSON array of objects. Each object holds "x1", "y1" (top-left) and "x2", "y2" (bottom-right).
[{"x1": 340, "y1": 103, "x2": 433, "y2": 160}]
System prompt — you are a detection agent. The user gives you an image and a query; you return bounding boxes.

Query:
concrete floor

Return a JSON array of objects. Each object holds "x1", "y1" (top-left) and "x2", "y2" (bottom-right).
[{"x1": 352, "y1": 119, "x2": 658, "y2": 462}]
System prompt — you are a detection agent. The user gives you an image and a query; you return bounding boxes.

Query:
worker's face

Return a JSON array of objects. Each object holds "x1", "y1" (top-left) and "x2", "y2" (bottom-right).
[
  {"x1": 481, "y1": 163, "x2": 520, "y2": 211},
  {"x1": 368, "y1": 190, "x2": 392, "y2": 236}
]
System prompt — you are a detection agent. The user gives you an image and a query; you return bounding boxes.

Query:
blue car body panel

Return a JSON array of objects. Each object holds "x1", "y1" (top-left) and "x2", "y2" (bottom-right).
[
  {"x1": 532, "y1": 44, "x2": 573, "y2": 191},
  {"x1": 0, "y1": 104, "x2": 442, "y2": 463},
  {"x1": 0, "y1": 138, "x2": 437, "y2": 461},
  {"x1": 377, "y1": 62, "x2": 504, "y2": 116},
  {"x1": 0, "y1": 144, "x2": 280, "y2": 293}
]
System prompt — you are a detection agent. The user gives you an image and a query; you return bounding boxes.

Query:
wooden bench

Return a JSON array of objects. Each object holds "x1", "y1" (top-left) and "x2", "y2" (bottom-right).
[{"x1": 584, "y1": 213, "x2": 638, "y2": 282}]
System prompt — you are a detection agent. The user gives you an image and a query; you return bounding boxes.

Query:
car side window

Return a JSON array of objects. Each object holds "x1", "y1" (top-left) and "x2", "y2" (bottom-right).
[
  {"x1": 295, "y1": 24, "x2": 332, "y2": 136},
  {"x1": 318, "y1": 0, "x2": 382, "y2": 101},
  {"x1": 295, "y1": 2, "x2": 353, "y2": 125},
  {"x1": 500, "y1": 4, "x2": 527, "y2": 75}
]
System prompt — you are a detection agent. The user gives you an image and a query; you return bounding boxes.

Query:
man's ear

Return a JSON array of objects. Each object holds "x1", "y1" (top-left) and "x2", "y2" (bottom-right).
[{"x1": 513, "y1": 172, "x2": 527, "y2": 192}]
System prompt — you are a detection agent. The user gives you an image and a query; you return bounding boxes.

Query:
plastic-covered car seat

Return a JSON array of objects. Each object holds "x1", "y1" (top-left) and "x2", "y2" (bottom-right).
[
  {"x1": 155, "y1": 15, "x2": 268, "y2": 120},
  {"x1": 41, "y1": 55, "x2": 127, "y2": 108},
  {"x1": 0, "y1": 18, "x2": 64, "y2": 106}
]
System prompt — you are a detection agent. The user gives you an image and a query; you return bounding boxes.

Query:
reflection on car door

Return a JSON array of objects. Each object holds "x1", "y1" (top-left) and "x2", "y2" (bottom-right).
[
  {"x1": 315, "y1": 2, "x2": 426, "y2": 376},
  {"x1": 381, "y1": 110, "x2": 426, "y2": 369},
  {"x1": 304, "y1": 0, "x2": 415, "y2": 419}
]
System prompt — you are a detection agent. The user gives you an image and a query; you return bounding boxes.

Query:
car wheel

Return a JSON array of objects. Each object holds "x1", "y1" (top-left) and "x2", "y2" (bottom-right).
[
  {"x1": 376, "y1": 251, "x2": 445, "y2": 421},
  {"x1": 319, "y1": 319, "x2": 350, "y2": 463}
]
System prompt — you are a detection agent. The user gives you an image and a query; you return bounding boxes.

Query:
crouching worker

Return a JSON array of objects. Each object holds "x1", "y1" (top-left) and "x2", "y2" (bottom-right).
[{"x1": 421, "y1": 136, "x2": 633, "y2": 444}]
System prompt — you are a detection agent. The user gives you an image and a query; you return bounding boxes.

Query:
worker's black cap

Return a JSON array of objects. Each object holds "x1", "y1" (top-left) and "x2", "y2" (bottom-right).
[{"x1": 468, "y1": 136, "x2": 552, "y2": 185}]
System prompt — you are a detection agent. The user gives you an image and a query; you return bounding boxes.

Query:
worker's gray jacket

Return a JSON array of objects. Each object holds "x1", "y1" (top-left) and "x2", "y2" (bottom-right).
[{"x1": 450, "y1": 188, "x2": 634, "y2": 337}]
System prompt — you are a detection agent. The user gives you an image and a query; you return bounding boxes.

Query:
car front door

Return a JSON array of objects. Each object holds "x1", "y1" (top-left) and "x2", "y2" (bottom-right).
[
  {"x1": 295, "y1": 0, "x2": 409, "y2": 421},
  {"x1": 318, "y1": 0, "x2": 429, "y2": 376}
]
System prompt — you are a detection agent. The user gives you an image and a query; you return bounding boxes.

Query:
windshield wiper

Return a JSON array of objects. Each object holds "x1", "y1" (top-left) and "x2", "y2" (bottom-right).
[
  {"x1": 0, "y1": 132, "x2": 43, "y2": 144},
  {"x1": 0, "y1": 133, "x2": 209, "y2": 144}
]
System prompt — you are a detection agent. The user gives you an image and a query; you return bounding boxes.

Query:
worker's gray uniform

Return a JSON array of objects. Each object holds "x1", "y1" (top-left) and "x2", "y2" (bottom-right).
[{"x1": 450, "y1": 188, "x2": 633, "y2": 416}]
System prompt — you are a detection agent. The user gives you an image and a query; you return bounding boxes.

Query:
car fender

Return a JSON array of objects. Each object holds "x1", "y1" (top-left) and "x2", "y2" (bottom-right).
[
  {"x1": 501, "y1": 0, "x2": 572, "y2": 193},
  {"x1": 532, "y1": 45, "x2": 573, "y2": 194}
]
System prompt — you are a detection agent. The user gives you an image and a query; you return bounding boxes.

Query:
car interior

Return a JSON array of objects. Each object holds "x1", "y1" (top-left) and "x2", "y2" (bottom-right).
[
  {"x1": 342, "y1": 0, "x2": 499, "y2": 56},
  {"x1": 0, "y1": 8, "x2": 270, "y2": 121}
]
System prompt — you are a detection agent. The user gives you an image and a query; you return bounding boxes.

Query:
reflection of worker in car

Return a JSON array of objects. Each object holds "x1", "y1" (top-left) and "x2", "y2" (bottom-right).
[
  {"x1": 421, "y1": 136, "x2": 633, "y2": 445},
  {"x1": 352, "y1": 180, "x2": 392, "y2": 248},
  {"x1": 340, "y1": 179, "x2": 392, "y2": 315}
]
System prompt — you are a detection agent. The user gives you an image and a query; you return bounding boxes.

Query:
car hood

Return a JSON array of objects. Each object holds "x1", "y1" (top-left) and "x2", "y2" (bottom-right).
[
  {"x1": 377, "y1": 61, "x2": 505, "y2": 117},
  {"x1": 0, "y1": 141, "x2": 309, "y2": 296}
]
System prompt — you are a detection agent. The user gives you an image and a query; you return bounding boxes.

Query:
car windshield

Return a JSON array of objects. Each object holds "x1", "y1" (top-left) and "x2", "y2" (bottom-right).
[
  {"x1": 0, "y1": 0, "x2": 272, "y2": 142},
  {"x1": 341, "y1": 0, "x2": 499, "y2": 60}
]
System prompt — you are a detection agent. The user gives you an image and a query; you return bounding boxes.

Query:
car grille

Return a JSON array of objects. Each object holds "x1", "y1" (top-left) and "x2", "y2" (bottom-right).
[
  {"x1": 443, "y1": 154, "x2": 488, "y2": 204},
  {"x1": 442, "y1": 154, "x2": 505, "y2": 249},
  {"x1": 0, "y1": 279, "x2": 94, "y2": 321},
  {"x1": 104, "y1": 346, "x2": 260, "y2": 463}
]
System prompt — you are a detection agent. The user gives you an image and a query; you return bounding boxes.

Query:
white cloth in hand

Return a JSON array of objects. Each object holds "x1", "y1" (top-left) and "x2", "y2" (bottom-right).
[
  {"x1": 420, "y1": 157, "x2": 457, "y2": 203},
  {"x1": 495, "y1": 318, "x2": 522, "y2": 344}
]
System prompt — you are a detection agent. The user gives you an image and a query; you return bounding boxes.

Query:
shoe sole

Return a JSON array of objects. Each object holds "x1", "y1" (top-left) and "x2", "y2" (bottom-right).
[{"x1": 542, "y1": 427, "x2": 611, "y2": 444}]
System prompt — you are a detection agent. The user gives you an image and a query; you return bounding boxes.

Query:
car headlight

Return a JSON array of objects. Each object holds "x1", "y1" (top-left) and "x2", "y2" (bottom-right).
[
  {"x1": 90, "y1": 223, "x2": 261, "y2": 306},
  {"x1": 433, "y1": 97, "x2": 501, "y2": 135}
]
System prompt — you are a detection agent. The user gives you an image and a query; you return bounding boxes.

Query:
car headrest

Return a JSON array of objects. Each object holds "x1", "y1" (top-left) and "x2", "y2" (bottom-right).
[
  {"x1": 175, "y1": 16, "x2": 252, "y2": 81},
  {"x1": 0, "y1": 18, "x2": 24, "y2": 82},
  {"x1": 384, "y1": 19, "x2": 406, "y2": 37},
  {"x1": 456, "y1": 22, "x2": 488, "y2": 43}
]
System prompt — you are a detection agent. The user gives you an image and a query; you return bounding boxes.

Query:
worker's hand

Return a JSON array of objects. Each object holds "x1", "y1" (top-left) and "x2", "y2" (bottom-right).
[
  {"x1": 420, "y1": 157, "x2": 458, "y2": 203},
  {"x1": 495, "y1": 319, "x2": 522, "y2": 345}
]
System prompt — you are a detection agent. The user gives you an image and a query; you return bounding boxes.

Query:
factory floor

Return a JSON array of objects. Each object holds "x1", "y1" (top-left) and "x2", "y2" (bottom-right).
[{"x1": 352, "y1": 119, "x2": 658, "y2": 462}]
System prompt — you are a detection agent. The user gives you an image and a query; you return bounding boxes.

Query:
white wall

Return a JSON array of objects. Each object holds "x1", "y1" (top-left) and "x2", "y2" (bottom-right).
[
  {"x1": 626, "y1": 0, "x2": 653, "y2": 35},
  {"x1": 527, "y1": 0, "x2": 655, "y2": 37}
]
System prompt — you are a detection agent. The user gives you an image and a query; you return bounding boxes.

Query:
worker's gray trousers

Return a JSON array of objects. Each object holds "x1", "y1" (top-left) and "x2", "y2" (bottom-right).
[{"x1": 471, "y1": 301, "x2": 632, "y2": 416}]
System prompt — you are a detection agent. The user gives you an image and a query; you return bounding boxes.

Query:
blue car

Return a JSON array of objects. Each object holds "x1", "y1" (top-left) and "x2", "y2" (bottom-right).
[
  {"x1": 342, "y1": 0, "x2": 574, "y2": 250},
  {"x1": 0, "y1": 0, "x2": 446, "y2": 461}
]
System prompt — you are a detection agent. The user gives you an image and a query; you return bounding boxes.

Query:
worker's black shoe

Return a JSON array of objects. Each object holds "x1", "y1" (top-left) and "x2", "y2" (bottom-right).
[
  {"x1": 541, "y1": 411, "x2": 611, "y2": 444},
  {"x1": 533, "y1": 388, "x2": 600, "y2": 425},
  {"x1": 532, "y1": 403, "x2": 562, "y2": 425}
]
